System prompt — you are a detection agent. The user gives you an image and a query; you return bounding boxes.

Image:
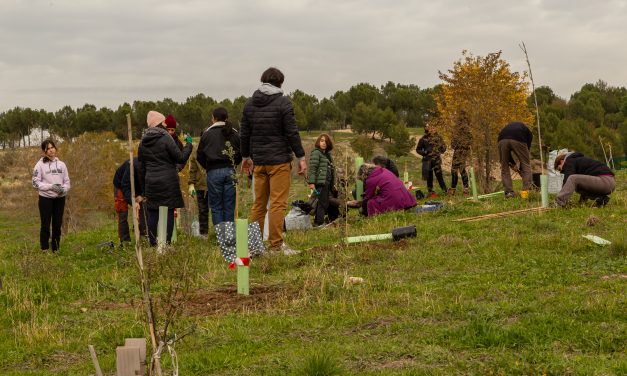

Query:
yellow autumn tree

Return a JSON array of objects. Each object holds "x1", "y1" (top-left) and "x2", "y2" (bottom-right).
[{"x1": 435, "y1": 50, "x2": 534, "y2": 191}]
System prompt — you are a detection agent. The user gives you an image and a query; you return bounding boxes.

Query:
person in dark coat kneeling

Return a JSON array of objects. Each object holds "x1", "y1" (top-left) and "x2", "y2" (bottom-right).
[{"x1": 138, "y1": 110, "x2": 193, "y2": 246}]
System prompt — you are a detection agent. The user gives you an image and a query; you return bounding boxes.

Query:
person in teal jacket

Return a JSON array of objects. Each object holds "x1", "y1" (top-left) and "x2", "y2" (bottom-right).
[{"x1": 307, "y1": 133, "x2": 339, "y2": 227}]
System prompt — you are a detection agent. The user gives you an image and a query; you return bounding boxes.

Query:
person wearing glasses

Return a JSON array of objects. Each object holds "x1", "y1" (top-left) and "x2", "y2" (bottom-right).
[{"x1": 554, "y1": 152, "x2": 615, "y2": 207}]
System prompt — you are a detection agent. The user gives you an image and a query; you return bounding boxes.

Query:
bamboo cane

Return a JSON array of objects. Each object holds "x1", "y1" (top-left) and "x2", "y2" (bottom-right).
[
  {"x1": 127, "y1": 114, "x2": 162, "y2": 376},
  {"x1": 520, "y1": 42, "x2": 545, "y2": 175},
  {"x1": 454, "y1": 206, "x2": 550, "y2": 222}
]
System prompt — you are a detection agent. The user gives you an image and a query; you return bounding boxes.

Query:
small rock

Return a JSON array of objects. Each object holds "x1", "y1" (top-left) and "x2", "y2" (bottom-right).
[
  {"x1": 346, "y1": 276, "x2": 364, "y2": 285},
  {"x1": 80, "y1": 307, "x2": 88, "y2": 313},
  {"x1": 586, "y1": 215, "x2": 600, "y2": 226}
]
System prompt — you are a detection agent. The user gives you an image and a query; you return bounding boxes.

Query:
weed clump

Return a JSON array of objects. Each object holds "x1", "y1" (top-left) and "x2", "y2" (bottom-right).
[{"x1": 297, "y1": 352, "x2": 344, "y2": 376}]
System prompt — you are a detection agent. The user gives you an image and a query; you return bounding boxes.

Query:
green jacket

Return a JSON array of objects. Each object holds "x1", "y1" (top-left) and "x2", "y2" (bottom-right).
[{"x1": 308, "y1": 148, "x2": 333, "y2": 185}]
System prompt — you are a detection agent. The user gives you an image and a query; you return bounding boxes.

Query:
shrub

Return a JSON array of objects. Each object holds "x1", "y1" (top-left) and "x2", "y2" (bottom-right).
[{"x1": 349, "y1": 135, "x2": 375, "y2": 160}]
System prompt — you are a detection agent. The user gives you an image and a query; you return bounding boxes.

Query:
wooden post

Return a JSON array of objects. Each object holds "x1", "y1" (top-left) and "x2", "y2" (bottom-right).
[
  {"x1": 355, "y1": 157, "x2": 364, "y2": 199},
  {"x1": 126, "y1": 114, "x2": 161, "y2": 376},
  {"x1": 88, "y1": 345, "x2": 103, "y2": 376},
  {"x1": 540, "y1": 174, "x2": 549, "y2": 208},
  {"x1": 469, "y1": 167, "x2": 478, "y2": 200},
  {"x1": 125, "y1": 338, "x2": 147, "y2": 376},
  {"x1": 116, "y1": 346, "x2": 141, "y2": 376},
  {"x1": 236, "y1": 218, "x2": 249, "y2": 295}
]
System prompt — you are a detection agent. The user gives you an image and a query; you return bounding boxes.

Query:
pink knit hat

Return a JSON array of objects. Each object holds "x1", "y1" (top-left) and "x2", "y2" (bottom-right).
[{"x1": 146, "y1": 111, "x2": 166, "y2": 128}]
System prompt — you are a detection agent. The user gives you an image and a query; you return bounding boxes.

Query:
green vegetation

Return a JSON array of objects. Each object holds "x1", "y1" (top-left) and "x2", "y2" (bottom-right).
[{"x1": 0, "y1": 133, "x2": 625, "y2": 374}]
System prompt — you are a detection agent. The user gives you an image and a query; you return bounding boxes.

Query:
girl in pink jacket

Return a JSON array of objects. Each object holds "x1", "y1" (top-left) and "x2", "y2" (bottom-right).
[{"x1": 32, "y1": 139, "x2": 70, "y2": 252}]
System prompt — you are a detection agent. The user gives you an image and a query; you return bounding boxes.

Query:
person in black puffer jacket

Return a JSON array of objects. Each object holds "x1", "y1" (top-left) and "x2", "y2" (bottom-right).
[
  {"x1": 240, "y1": 67, "x2": 306, "y2": 254},
  {"x1": 554, "y1": 152, "x2": 615, "y2": 207},
  {"x1": 138, "y1": 110, "x2": 193, "y2": 246}
]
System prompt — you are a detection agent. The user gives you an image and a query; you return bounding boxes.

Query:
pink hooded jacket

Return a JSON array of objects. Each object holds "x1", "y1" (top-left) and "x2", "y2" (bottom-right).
[{"x1": 32, "y1": 157, "x2": 71, "y2": 198}]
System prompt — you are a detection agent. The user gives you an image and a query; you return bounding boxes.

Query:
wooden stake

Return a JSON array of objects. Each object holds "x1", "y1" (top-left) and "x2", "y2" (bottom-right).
[
  {"x1": 88, "y1": 345, "x2": 104, "y2": 376},
  {"x1": 126, "y1": 114, "x2": 161, "y2": 376},
  {"x1": 520, "y1": 42, "x2": 545, "y2": 175},
  {"x1": 454, "y1": 206, "x2": 550, "y2": 222},
  {"x1": 465, "y1": 190, "x2": 504, "y2": 200}
]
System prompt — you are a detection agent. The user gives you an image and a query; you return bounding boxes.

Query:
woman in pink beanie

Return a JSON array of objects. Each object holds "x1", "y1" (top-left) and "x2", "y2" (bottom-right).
[{"x1": 138, "y1": 110, "x2": 193, "y2": 247}]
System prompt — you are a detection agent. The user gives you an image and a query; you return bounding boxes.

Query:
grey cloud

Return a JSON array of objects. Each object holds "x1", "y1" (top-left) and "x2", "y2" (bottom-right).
[{"x1": 1, "y1": 0, "x2": 626, "y2": 110}]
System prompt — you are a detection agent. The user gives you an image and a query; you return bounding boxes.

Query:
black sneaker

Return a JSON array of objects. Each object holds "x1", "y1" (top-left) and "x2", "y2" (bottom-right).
[{"x1": 594, "y1": 195, "x2": 610, "y2": 207}]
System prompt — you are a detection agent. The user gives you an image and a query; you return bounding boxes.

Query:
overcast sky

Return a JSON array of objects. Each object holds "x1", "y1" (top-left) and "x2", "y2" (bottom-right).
[{"x1": 1, "y1": 0, "x2": 626, "y2": 112}]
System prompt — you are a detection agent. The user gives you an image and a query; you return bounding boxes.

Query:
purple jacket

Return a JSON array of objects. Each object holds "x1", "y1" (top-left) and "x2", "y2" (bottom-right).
[{"x1": 364, "y1": 166, "x2": 416, "y2": 216}]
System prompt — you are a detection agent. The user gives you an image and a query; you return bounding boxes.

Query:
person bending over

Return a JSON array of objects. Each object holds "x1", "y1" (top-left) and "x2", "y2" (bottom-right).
[{"x1": 554, "y1": 152, "x2": 615, "y2": 207}]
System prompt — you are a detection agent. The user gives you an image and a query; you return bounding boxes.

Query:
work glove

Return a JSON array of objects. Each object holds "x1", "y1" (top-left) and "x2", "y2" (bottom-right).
[
  {"x1": 185, "y1": 134, "x2": 193, "y2": 144},
  {"x1": 188, "y1": 184, "x2": 196, "y2": 197}
]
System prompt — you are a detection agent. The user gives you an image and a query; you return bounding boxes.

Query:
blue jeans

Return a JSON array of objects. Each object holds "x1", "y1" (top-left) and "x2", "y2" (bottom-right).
[
  {"x1": 147, "y1": 208, "x2": 174, "y2": 246},
  {"x1": 206, "y1": 167, "x2": 236, "y2": 225}
]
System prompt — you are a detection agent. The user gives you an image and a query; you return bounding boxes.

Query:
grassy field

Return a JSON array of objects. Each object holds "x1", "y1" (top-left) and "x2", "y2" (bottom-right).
[{"x1": 0, "y1": 137, "x2": 625, "y2": 375}]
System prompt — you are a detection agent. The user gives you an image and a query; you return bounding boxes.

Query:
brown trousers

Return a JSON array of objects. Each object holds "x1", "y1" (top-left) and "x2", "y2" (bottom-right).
[
  {"x1": 498, "y1": 139, "x2": 532, "y2": 193},
  {"x1": 556, "y1": 175, "x2": 615, "y2": 206},
  {"x1": 250, "y1": 163, "x2": 291, "y2": 248}
]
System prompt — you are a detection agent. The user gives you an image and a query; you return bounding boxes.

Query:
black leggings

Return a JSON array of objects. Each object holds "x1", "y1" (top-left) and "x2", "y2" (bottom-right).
[
  {"x1": 451, "y1": 167, "x2": 469, "y2": 189},
  {"x1": 39, "y1": 196, "x2": 66, "y2": 251},
  {"x1": 314, "y1": 183, "x2": 339, "y2": 226}
]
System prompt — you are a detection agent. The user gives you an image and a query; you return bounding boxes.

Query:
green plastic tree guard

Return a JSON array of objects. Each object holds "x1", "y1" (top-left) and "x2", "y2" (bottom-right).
[
  {"x1": 157, "y1": 206, "x2": 167, "y2": 250},
  {"x1": 355, "y1": 157, "x2": 364, "y2": 199},
  {"x1": 469, "y1": 167, "x2": 478, "y2": 200},
  {"x1": 346, "y1": 233, "x2": 393, "y2": 244},
  {"x1": 540, "y1": 174, "x2": 549, "y2": 208},
  {"x1": 236, "y1": 218, "x2": 249, "y2": 295}
]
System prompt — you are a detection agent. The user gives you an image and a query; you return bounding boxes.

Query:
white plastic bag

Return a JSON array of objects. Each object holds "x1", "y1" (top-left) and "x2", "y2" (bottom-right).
[{"x1": 284, "y1": 207, "x2": 312, "y2": 231}]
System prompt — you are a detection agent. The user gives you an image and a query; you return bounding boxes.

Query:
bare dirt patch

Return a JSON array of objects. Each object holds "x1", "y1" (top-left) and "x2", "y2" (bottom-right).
[{"x1": 183, "y1": 284, "x2": 299, "y2": 316}]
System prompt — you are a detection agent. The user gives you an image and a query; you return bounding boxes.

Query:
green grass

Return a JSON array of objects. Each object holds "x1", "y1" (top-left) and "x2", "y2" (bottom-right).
[{"x1": 0, "y1": 167, "x2": 625, "y2": 375}]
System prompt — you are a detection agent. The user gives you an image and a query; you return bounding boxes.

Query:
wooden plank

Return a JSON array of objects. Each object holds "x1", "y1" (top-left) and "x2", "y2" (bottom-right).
[
  {"x1": 116, "y1": 346, "x2": 141, "y2": 376},
  {"x1": 124, "y1": 338, "x2": 147, "y2": 375}
]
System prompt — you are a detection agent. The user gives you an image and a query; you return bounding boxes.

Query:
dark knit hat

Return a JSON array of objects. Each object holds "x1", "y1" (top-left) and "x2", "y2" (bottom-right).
[{"x1": 164, "y1": 114, "x2": 177, "y2": 129}]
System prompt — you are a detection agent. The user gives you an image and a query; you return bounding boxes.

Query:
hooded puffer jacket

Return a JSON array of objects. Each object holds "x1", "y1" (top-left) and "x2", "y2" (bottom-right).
[
  {"x1": 138, "y1": 126, "x2": 192, "y2": 209},
  {"x1": 240, "y1": 85, "x2": 305, "y2": 165}
]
